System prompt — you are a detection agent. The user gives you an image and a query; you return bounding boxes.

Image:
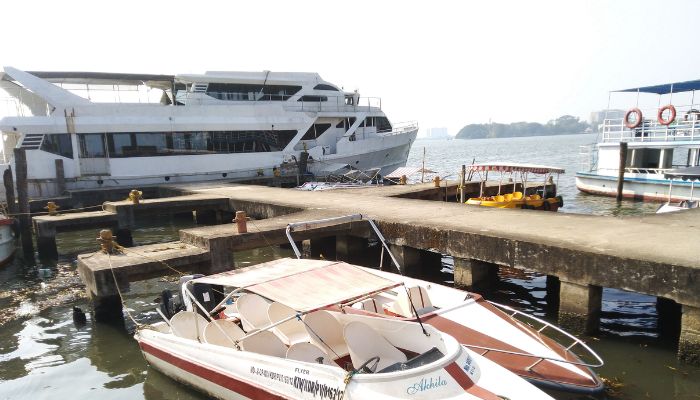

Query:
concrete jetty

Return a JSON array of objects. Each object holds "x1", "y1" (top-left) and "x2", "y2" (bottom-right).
[{"x1": 76, "y1": 181, "x2": 700, "y2": 364}]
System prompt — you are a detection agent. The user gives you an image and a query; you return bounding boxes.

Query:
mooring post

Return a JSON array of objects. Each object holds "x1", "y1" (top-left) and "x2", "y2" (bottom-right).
[
  {"x1": 679, "y1": 305, "x2": 700, "y2": 365},
  {"x1": 55, "y1": 159, "x2": 66, "y2": 195},
  {"x1": 460, "y1": 164, "x2": 466, "y2": 203},
  {"x1": 557, "y1": 280, "x2": 602, "y2": 335},
  {"x1": 616, "y1": 142, "x2": 628, "y2": 202},
  {"x1": 14, "y1": 149, "x2": 34, "y2": 256},
  {"x1": 3, "y1": 167, "x2": 17, "y2": 216}
]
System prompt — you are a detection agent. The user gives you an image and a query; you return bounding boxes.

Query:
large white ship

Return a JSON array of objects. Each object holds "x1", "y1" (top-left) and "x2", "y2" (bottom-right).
[{"x1": 0, "y1": 67, "x2": 417, "y2": 198}]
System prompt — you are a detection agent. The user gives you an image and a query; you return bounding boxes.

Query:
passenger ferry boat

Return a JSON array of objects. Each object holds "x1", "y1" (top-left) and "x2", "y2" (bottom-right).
[
  {"x1": 577, "y1": 80, "x2": 700, "y2": 201},
  {"x1": 0, "y1": 67, "x2": 417, "y2": 198}
]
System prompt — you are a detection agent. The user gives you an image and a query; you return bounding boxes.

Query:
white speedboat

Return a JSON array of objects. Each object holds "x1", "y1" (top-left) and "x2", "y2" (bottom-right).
[
  {"x1": 137, "y1": 258, "x2": 554, "y2": 399},
  {"x1": 656, "y1": 166, "x2": 700, "y2": 213},
  {"x1": 0, "y1": 67, "x2": 416, "y2": 199},
  {"x1": 284, "y1": 215, "x2": 605, "y2": 397},
  {"x1": 577, "y1": 80, "x2": 700, "y2": 201},
  {"x1": 0, "y1": 213, "x2": 14, "y2": 266}
]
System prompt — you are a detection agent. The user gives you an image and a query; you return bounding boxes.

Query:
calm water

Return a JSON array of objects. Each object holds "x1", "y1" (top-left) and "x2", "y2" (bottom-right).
[{"x1": 1, "y1": 134, "x2": 699, "y2": 400}]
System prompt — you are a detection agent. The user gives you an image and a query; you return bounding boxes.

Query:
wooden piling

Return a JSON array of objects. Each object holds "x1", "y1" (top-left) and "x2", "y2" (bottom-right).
[
  {"x1": 55, "y1": 159, "x2": 66, "y2": 195},
  {"x1": 616, "y1": 142, "x2": 628, "y2": 202},
  {"x1": 460, "y1": 164, "x2": 466, "y2": 203},
  {"x1": 3, "y1": 167, "x2": 17, "y2": 216},
  {"x1": 14, "y1": 149, "x2": 34, "y2": 255}
]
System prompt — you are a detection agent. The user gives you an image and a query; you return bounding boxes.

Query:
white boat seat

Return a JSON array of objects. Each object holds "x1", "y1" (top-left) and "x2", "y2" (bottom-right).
[
  {"x1": 267, "y1": 302, "x2": 310, "y2": 345},
  {"x1": 237, "y1": 293, "x2": 272, "y2": 332},
  {"x1": 387, "y1": 286, "x2": 437, "y2": 317},
  {"x1": 202, "y1": 319, "x2": 245, "y2": 347},
  {"x1": 240, "y1": 330, "x2": 288, "y2": 358},
  {"x1": 170, "y1": 311, "x2": 208, "y2": 341},
  {"x1": 286, "y1": 342, "x2": 337, "y2": 366},
  {"x1": 358, "y1": 298, "x2": 384, "y2": 314},
  {"x1": 303, "y1": 310, "x2": 349, "y2": 358},
  {"x1": 343, "y1": 321, "x2": 407, "y2": 372}
]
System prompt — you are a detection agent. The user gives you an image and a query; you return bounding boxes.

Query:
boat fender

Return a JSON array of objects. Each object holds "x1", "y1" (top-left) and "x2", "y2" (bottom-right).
[
  {"x1": 555, "y1": 195, "x2": 564, "y2": 207},
  {"x1": 624, "y1": 108, "x2": 643, "y2": 129},
  {"x1": 657, "y1": 104, "x2": 676, "y2": 125}
]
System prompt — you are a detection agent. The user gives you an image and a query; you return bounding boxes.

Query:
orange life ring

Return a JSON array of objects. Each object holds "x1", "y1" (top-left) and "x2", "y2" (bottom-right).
[
  {"x1": 624, "y1": 108, "x2": 643, "y2": 129},
  {"x1": 657, "y1": 104, "x2": 676, "y2": 125}
]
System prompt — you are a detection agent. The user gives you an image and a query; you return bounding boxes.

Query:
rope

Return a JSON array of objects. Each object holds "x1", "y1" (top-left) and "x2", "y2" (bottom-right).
[
  {"x1": 106, "y1": 251, "x2": 145, "y2": 329},
  {"x1": 3, "y1": 203, "x2": 106, "y2": 217}
]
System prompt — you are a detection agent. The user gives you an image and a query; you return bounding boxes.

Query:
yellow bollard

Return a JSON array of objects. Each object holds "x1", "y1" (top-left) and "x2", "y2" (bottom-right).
[
  {"x1": 433, "y1": 176, "x2": 441, "y2": 188},
  {"x1": 233, "y1": 211, "x2": 248, "y2": 233},
  {"x1": 44, "y1": 201, "x2": 60, "y2": 216},
  {"x1": 128, "y1": 189, "x2": 143, "y2": 205},
  {"x1": 97, "y1": 229, "x2": 115, "y2": 253}
]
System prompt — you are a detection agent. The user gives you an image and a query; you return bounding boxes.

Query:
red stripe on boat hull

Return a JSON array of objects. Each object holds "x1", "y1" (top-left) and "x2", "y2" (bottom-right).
[{"x1": 139, "y1": 340, "x2": 287, "y2": 400}]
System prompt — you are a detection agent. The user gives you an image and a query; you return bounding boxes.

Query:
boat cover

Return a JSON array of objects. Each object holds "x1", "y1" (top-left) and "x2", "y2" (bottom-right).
[
  {"x1": 467, "y1": 163, "x2": 564, "y2": 174},
  {"x1": 664, "y1": 166, "x2": 700, "y2": 181},
  {"x1": 385, "y1": 166, "x2": 436, "y2": 178},
  {"x1": 193, "y1": 258, "x2": 401, "y2": 312}
]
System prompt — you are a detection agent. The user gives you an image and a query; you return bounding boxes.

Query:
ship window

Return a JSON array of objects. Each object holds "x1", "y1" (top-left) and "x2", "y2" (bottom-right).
[
  {"x1": 79, "y1": 134, "x2": 106, "y2": 158},
  {"x1": 377, "y1": 117, "x2": 392, "y2": 132},
  {"x1": 40, "y1": 134, "x2": 73, "y2": 158},
  {"x1": 301, "y1": 123, "x2": 331, "y2": 140},
  {"x1": 335, "y1": 118, "x2": 356, "y2": 131},
  {"x1": 298, "y1": 95, "x2": 327, "y2": 102},
  {"x1": 107, "y1": 133, "x2": 134, "y2": 156},
  {"x1": 205, "y1": 83, "x2": 301, "y2": 101},
  {"x1": 313, "y1": 84, "x2": 339, "y2": 91}
]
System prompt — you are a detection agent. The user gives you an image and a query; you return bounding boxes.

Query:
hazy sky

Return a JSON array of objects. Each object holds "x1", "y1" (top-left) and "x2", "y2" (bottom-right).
[{"x1": 2, "y1": 0, "x2": 699, "y2": 136}]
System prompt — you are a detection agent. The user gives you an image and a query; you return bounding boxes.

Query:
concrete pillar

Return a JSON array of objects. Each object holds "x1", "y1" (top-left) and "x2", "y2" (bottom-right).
[
  {"x1": 558, "y1": 281, "x2": 602, "y2": 335},
  {"x1": 194, "y1": 210, "x2": 219, "y2": 225},
  {"x1": 93, "y1": 294, "x2": 124, "y2": 323},
  {"x1": 114, "y1": 228, "x2": 134, "y2": 247},
  {"x1": 335, "y1": 235, "x2": 368, "y2": 265},
  {"x1": 310, "y1": 236, "x2": 336, "y2": 260},
  {"x1": 679, "y1": 305, "x2": 700, "y2": 365},
  {"x1": 208, "y1": 239, "x2": 234, "y2": 274},
  {"x1": 55, "y1": 159, "x2": 66, "y2": 195},
  {"x1": 545, "y1": 275, "x2": 561, "y2": 310},
  {"x1": 386, "y1": 244, "x2": 423, "y2": 276},
  {"x1": 453, "y1": 257, "x2": 499, "y2": 291},
  {"x1": 35, "y1": 223, "x2": 57, "y2": 260},
  {"x1": 657, "y1": 297, "x2": 682, "y2": 340}
]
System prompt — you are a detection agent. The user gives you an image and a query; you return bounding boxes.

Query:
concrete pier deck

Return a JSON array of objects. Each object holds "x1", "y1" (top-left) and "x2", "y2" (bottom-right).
[{"x1": 76, "y1": 181, "x2": 700, "y2": 363}]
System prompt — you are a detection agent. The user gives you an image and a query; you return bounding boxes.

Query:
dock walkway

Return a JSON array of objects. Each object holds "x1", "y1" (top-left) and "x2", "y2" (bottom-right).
[{"x1": 77, "y1": 182, "x2": 700, "y2": 364}]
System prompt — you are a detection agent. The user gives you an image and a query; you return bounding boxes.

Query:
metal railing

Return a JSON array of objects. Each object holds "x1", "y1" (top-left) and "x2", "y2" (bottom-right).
[{"x1": 601, "y1": 105, "x2": 700, "y2": 143}]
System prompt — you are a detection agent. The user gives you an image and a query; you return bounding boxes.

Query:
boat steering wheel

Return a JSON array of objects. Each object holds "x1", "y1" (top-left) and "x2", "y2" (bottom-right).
[{"x1": 354, "y1": 356, "x2": 381, "y2": 374}]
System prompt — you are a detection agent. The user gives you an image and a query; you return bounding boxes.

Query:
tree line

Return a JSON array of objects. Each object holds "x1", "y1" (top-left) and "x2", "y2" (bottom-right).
[{"x1": 455, "y1": 115, "x2": 590, "y2": 139}]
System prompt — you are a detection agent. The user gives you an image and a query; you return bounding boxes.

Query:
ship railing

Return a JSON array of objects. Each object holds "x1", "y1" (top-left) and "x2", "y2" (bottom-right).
[
  {"x1": 383, "y1": 121, "x2": 418, "y2": 136},
  {"x1": 624, "y1": 167, "x2": 669, "y2": 175},
  {"x1": 478, "y1": 301, "x2": 605, "y2": 369},
  {"x1": 578, "y1": 144, "x2": 596, "y2": 172},
  {"x1": 182, "y1": 90, "x2": 383, "y2": 112},
  {"x1": 600, "y1": 107, "x2": 700, "y2": 143}
]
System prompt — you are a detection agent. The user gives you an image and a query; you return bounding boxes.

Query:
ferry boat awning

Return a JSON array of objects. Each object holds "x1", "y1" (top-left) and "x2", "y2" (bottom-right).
[
  {"x1": 467, "y1": 163, "x2": 564, "y2": 174},
  {"x1": 664, "y1": 166, "x2": 700, "y2": 181},
  {"x1": 615, "y1": 79, "x2": 700, "y2": 95},
  {"x1": 193, "y1": 258, "x2": 401, "y2": 312}
]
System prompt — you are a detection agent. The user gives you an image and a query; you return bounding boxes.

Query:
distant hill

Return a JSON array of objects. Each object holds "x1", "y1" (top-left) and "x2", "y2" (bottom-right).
[{"x1": 456, "y1": 115, "x2": 589, "y2": 139}]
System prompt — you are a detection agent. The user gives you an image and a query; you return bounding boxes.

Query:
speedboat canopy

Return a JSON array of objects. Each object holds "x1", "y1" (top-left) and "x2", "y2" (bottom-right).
[
  {"x1": 192, "y1": 258, "x2": 401, "y2": 312},
  {"x1": 467, "y1": 163, "x2": 565, "y2": 174},
  {"x1": 614, "y1": 79, "x2": 700, "y2": 95}
]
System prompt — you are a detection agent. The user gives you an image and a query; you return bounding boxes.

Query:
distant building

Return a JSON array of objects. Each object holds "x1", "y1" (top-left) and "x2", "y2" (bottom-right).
[
  {"x1": 589, "y1": 109, "x2": 625, "y2": 126},
  {"x1": 426, "y1": 127, "x2": 450, "y2": 139}
]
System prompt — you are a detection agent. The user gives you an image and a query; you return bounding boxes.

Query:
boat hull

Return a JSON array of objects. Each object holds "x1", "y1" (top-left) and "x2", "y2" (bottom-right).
[
  {"x1": 0, "y1": 219, "x2": 15, "y2": 266},
  {"x1": 576, "y1": 172, "x2": 697, "y2": 202},
  {"x1": 136, "y1": 321, "x2": 553, "y2": 400}
]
